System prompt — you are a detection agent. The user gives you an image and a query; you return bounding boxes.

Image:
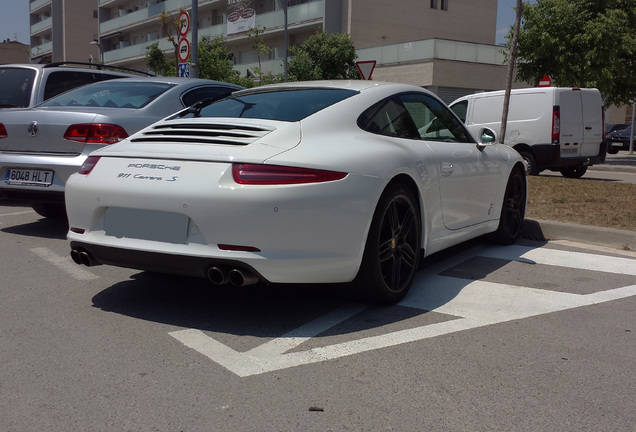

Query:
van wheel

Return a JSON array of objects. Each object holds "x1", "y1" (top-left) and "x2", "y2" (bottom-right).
[
  {"x1": 559, "y1": 165, "x2": 587, "y2": 179},
  {"x1": 518, "y1": 151, "x2": 538, "y2": 176}
]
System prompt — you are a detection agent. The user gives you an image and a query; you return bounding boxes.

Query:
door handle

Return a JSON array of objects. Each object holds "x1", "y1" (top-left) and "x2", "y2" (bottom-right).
[
  {"x1": 440, "y1": 162, "x2": 454, "y2": 177},
  {"x1": 585, "y1": 126, "x2": 592, "y2": 130}
]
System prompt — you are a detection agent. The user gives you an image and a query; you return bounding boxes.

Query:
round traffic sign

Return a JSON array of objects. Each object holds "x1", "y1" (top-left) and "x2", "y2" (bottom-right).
[
  {"x1": 178, "y1": 37, "x2": 190, "y2": 63},
  {"x1": 178, "y1": 11, "x2": 190, "y2": 36}
]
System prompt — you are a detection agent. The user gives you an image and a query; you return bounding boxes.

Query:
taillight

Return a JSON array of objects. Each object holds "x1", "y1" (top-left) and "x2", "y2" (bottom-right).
[
  {"x1": 602, "y1": 107, "x2": 606, "y2": 140},
  {"x1": 552, "y1": 106, "x2": 560, "y2": 143},
  {"x1": 78, "y1": 156, "x2": 101, "y2": 175},
  {"x1": 64, "y1": 123, "x2": 128, "y2": 144},
  {"x1": 0, "y1": 123, "x2": 7, "y2": 139},
  {"x1": 232, "y1": 163, "x2": 347, "y2": 185}
]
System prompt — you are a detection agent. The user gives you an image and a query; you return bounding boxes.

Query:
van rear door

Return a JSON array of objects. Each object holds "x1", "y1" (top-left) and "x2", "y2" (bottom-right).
[
  {"x1": 557, "y1": 89, "x2": 583, "y2": 160},
  {"x1": 581, "y1": 89, "x2": 604, "y2": 157}
]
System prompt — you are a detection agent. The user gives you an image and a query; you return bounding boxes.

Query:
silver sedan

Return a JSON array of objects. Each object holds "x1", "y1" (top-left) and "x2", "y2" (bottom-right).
[{"x1": 0, "y1": 77, "x2": 242, "y2": 218}]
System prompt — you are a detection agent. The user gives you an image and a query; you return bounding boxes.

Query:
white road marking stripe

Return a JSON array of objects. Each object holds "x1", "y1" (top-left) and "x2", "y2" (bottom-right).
[
  {"x1": 30, "y1": 247, "x2": 99, "y2": 281},
  {"x1": 0, "y1": 210, "x2": 36, "y2": 217},
  {"x1": 480, "y1": 244, "x2": 636, "y2": 276},
  {"x1": 169, "y1": 244, "x2": 636, "y2": 377}
]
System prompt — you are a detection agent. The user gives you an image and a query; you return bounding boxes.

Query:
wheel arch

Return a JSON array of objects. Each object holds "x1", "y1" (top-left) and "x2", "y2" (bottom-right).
[{"x1": 382, "y1": 173, "x2": 427, "y2": 255}]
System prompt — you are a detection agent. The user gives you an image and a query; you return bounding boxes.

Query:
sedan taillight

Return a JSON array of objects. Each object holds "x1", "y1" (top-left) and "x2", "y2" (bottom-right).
[
  {"x1": 232, "y1": 163, "x2": 347, "y2": 185},
  {"x1": 0, "y1": 123, "x2": 7, "y2": 139},
  {"x1": 64, "y1": 123, "x2": 128, "y2": 144},
  {"x1": 78, "y1": 156, "x2": 101, "y2": 175}
]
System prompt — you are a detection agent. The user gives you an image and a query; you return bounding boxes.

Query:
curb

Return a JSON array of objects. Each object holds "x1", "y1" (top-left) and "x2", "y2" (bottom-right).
[{"x1": 521, "y1": 219, "x2": 636, "y2": 251}]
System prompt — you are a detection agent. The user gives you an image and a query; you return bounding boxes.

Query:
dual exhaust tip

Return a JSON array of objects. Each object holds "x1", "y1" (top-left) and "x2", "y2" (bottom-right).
[
  {"x1": 71, "y1": 249, "x2": 258, "y2": 287},
  {"x1": 207, "y1": 266, "x2": 259, "y2": 287},
  {"x1": 70, "y1": 249, "x2": 259, "y2": 287},
  {"x1": 70, "y1": 249, "x2": 94, "y2": 267}
]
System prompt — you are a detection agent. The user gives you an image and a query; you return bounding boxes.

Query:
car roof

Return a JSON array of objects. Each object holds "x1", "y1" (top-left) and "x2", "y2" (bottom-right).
[{"x1": 92, "y1": 76, "x2": 242, "y2": 86}]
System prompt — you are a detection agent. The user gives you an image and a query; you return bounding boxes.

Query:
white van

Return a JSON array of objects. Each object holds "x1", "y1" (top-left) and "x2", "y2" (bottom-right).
[{"x1": 450, "y1": 87, "x2": 605, "y2": 178}]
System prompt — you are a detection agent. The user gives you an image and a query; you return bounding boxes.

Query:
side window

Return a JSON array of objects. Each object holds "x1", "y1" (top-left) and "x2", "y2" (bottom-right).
[
  {"x1": 181, "y1": 86, "x2": 235, "y2": 107},
  {"x1": 399, "y1": 93, "x2": 472, "y2": 143},
  {"x1": 43, "y1": 71, "x2": 100, "y2": 101},
  {"x1": 357, "y1": 97, "x2": 419, "y2": 139},
  {"x1": 449, "y1": 100, "x2": 468, "y2": 123}
]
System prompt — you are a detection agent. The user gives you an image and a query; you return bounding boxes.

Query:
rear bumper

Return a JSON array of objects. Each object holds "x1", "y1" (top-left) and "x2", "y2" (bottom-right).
[
  {"x1": 69, "y1": 240, "x2": 268, "y2": 283},
  {"x1": 531, "y1": 144, "x2": 561, "y2": 170}
]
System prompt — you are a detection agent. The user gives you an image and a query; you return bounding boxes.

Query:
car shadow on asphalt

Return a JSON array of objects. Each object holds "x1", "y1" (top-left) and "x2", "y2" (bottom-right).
[
  {"x1": 89, "y1": 236, "x2": 542, "y2": 341},
  {"x1": 1, "y1": 217, "x2": 68, "y2": 240}
]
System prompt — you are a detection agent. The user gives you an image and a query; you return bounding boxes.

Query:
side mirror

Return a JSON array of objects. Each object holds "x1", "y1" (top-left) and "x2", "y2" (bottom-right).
[{"x1": 479, "y1": 127, "x2": 498, "y2": 144}]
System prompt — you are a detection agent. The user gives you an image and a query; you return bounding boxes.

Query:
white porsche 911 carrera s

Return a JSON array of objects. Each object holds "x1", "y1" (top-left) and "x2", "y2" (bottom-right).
[{"x1": 66, "y1": 81, "x2": 527, "y2": 304}]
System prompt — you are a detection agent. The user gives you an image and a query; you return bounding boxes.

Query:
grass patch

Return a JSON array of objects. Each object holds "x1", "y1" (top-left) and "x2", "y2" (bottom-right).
[{"x1": 526, "y1": 176, "x2": 636, "y2": 230}]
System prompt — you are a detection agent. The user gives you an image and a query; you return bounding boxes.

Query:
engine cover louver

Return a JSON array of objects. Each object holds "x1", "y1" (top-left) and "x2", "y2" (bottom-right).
[{"x1": 130, "y1": 123, "x2": 275, "y2": 146}]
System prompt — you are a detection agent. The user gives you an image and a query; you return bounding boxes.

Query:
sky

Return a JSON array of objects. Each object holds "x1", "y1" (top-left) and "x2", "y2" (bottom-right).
[{"x1": 0, "y1": 0, "x2": 523, "y2": 46}]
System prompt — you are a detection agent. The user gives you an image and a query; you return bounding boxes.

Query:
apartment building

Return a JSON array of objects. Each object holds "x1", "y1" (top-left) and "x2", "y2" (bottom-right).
[
  {"x1": 30, "y1": 0, "x2": 99, "y2": 64},
  {"x1": 94, "y1": 0, "x2": 517, "y2": 100}
]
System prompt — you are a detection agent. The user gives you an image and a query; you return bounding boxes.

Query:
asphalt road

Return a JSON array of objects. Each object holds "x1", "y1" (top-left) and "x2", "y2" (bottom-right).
[{"x1": 1, "y1": 200, "x2": 635, "y2": 432}]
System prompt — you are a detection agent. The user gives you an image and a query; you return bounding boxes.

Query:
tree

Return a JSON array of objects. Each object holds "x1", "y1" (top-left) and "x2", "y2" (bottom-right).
[
  {"x1": 145, "y1": 42, "x2": 175, "y2": 77},
  {"x1": 246, "y1": 25, "x2": 283, "y2": 85},
  {"x1": 508, "y1": 0, "x2": 636, "y2": 106},
  {"x1": 196, "y1": 35, "x2": 254, "y2": 87},
  {"x1": 288, "y1": 32, "x2": 358, "y2": 81}
]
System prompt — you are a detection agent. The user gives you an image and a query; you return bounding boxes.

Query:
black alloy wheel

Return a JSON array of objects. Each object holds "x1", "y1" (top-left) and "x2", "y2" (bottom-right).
[
  {"x1": 355, "y1": 183, "x2": 421, "y2": 304},
  {"x1": 491, "y1": 167, "x2": 526, "y2": 245}
]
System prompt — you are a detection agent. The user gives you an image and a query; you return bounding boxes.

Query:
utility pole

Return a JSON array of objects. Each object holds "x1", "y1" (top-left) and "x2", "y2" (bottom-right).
[
  {"x1": 191, "y1": 0, "x2": 198, "y2": 78},
  {"x1": 500, "y1": 0, "x2": 522, "y2": 144},
  {"x1": 278, "y1": 0, "x2": 288, "y2": 82}
]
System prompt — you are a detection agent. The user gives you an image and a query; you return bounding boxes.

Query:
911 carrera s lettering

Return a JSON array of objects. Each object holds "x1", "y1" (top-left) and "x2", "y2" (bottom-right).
[
  {"x1": 117, "y1": 172, "x2": 179, "y2": 182},
  {"x1": 134, "y1": 174, "x2": 163, "y2": 180},
  {"x1": 127, "y1": 163, "x2": 181, "y2": 171}
]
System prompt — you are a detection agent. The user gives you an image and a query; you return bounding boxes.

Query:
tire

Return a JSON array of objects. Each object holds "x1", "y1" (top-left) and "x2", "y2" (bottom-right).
[
  {"x1": 491, "y1": 167, "x2": 526, "y2": 245},
  {"x1": 607, "y1": 149, "x2": 619, "y2": 155},
  {"x1": 31, "y1": 202, "x2": 67, "y2": 219},
  {"x1": 518, "y1": 151, "x2": 539, "y2": 176},
  {"x1": 354, "y1": 183, "x2": 421, "y2": 304},
  {"x1": 559, "y1": 165, "x2": 587, "y2": 178}
]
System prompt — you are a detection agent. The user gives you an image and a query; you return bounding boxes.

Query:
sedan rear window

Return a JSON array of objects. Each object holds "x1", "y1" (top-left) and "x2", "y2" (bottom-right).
[
  {"x1": 0, "y1": 68, "x2": 36, "y2": 108},
  {"x1": 180, "y1": 88, "x2": 357, "y2": 122},
  {"x1": 40, "y1": 81, "x2": 175, "y2": 109}
]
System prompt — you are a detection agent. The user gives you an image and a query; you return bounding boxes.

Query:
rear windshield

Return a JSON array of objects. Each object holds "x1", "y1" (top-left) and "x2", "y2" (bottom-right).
[
  {"x1": 40, "y1": 81, "x2": 175, "y2": 109},
  {"x1": 178, "y1": 88, "x2": 358, "y2": 122},
  {"x1": 0, "y1": 68, "x2": 36, "y2": 108}
]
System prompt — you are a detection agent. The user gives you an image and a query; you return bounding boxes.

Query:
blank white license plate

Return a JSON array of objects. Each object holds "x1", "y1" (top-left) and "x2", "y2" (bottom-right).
[
  {"x1": 5, "y1": 168, "x2": 54, "y2": 186},
  {"x1": 105, "y1": 207, "x2": 189, "y2": 244}
]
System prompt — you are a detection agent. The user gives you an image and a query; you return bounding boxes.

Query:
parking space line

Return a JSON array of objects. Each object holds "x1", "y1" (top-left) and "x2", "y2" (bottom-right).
[
  {"x1": 0, "y1": 210, "x2": 35, "y2": 217},
  {"x1": 170, "y1": 244, "x2": 636, "y2": 378},
  {"x1": 30, "y1": 247, "x2": 99, "y2": 281}
]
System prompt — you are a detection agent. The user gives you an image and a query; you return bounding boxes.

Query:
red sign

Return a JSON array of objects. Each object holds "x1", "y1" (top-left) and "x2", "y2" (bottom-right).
[
  {"x1": 178, "y1": 37, "x2": 190, "y2": 63},
  {"x1": 178, "y1": 11, "x2": 190, "y2": 36},
  {"x1": 356, "y1": 60, "x2": 376, "y2": 80},
  {"x1": 538, "y1": 74, "x2": 552, "y2": 87}
]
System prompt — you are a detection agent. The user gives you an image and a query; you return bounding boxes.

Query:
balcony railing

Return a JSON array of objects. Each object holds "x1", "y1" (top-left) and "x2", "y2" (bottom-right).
[
  {"x1": 30, "y1": 16, "x2": 52, "y2": 35},
  {"x1": 29, "y1": 0, "x2": 50, "y2": 13},
  {"x1": 31, "y1": 41, "x2": 52, "y2": 57}
]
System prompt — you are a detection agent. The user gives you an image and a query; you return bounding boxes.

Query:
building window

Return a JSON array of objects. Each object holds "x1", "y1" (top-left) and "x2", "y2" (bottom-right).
[
  {"x1": 430, "y1": 0, "x2": 437, "y2": 8},
  {"x1": 441, "y1": 0, "x2": 448, "y2": 10}
]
